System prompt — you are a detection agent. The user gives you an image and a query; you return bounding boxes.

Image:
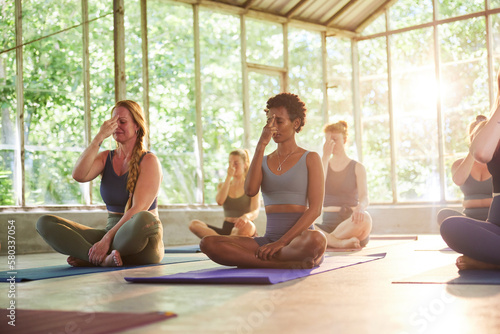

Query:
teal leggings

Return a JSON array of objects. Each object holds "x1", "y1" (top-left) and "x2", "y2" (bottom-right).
[{"x1": 36, "y1": 211, "x2": 164, "y2": 265}]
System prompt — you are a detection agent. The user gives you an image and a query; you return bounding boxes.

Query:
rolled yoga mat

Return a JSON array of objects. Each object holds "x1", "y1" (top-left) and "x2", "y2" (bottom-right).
[
  {"x1": 164, "y1": 244, "x2": 201, "y2": 253},
  {"x1": 125, "y1": 253, "x2": 386, "y2": 285},
  {"x1": 0, "y1": 309, "x2": 176, "y2": 334},
  {"x1": 0, "y1": 255, "x2": 209, "y2": 283}
]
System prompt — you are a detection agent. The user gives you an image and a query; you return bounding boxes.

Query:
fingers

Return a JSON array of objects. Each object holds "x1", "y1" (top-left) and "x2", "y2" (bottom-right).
[
  {"x1": 255, "y1": 245, "x2": 277, "y2": 261},
  {"x1": 266, "y1": 114, "x2": 276, "y2": 127},
  {"x1": 88, "y1": 244, "x2": 105, "y2": 265}
]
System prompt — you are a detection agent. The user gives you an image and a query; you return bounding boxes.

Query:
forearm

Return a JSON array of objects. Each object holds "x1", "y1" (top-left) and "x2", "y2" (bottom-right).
[
  {"x1": 471, "y1": 108, "x2": 500, "y2": 162},
  {"x1": 452, "y1": 155, "x2": 474, "y2": 185},
  {"x1": 356, "y1": 196, "x2": 369, "y2": 211},
  {"x1": 215, "y1": 177, "x2": 231, "y2": 205},
  {"x1": 240, "y1": 208, "x2": 259, "y2": 222},
  {"x1": 72, "y1": 136, "x2": 104, "y2": 181},
  {"x1": 278, "y1": 208, "x2": 321, "y2": 246},
  {"x1": 321, "y1": 156, "x2": 329, "y2": 175},
  {"x1": 245, "y1": 143, "x2": 265, "y2": 196}
]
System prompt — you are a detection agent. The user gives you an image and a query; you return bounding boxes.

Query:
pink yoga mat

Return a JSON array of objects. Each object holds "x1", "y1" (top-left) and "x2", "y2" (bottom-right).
[{"x1": 0, "y1": 309, "x2": 176, "y2": 334}]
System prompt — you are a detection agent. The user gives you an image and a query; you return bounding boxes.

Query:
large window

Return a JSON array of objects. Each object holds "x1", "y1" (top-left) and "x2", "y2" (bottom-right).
[
  {"x1": 147, "y1": 1, "x2": 195, "y2": 204},
  {"x1": 200, "y1": 9, "x2": 242, "y2": 204},
  {"x1": 354, "y1": 0, "x2": 499, "y2": 204},
  {"x1": 359, "y1": 37, "x2": 392, "y2": 203},
  {"x1": 2, "y1": 0, "x2": 500, "y2": 208},
  {"x1": 0, "y1": 1, "x2": 16, "y2": 206}
]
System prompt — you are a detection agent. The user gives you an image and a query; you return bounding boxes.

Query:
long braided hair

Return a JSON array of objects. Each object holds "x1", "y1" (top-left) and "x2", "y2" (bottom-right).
[{"x1": 111, "y1": 100, "x2": 147, "y2": 197}]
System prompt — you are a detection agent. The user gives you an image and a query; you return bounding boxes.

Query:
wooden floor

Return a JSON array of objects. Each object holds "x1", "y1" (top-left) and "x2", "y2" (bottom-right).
[{"x1": 1, "y1": 235, "x2": 500, "y2": 333}]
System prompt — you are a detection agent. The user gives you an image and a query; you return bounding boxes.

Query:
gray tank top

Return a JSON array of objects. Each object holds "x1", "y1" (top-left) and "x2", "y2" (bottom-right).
[
  {"x1": 460, "y1": 174, "x2": 492, "y2": 201},
  {"x1": 261, "y1": 151, "x2": 309, "y2": 206}
]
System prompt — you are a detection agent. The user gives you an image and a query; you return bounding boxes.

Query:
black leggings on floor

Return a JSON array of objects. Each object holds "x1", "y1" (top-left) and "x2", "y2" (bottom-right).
[{"x1": 440, "y1": 196, "x2": 500, "y2": 265}]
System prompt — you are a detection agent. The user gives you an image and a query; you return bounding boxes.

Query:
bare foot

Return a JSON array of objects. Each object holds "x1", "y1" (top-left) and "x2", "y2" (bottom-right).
[
  {"x1": 331, "y1": 237, "x2": 361, "y2": 249},
  {"x1": 67, "y1": 256, "x2": 94, "y2": 267},
  {"x1": 100, "y1": 250, "x2": 123, "y2": 267},
  {"x1": 456, "y1": 255, "x2": 500, "y2": 271}
]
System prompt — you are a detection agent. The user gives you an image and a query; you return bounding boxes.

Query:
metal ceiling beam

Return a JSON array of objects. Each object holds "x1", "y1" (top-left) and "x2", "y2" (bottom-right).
[
  {"x1": 325, "y1": 0, "x2": 361, "y2": 27},
  {"x1": 285, "y1": 0, "x2": 311, "y2": 19},
  {"x1": 167, "y1": 0, "x2": 357, "y2": 37},
  {"x1": 354, "y1": 0, "x2": 398, "y2": 34},
  {"x1": 242, "y1": 0, "x2": 257, "y2": 10}
]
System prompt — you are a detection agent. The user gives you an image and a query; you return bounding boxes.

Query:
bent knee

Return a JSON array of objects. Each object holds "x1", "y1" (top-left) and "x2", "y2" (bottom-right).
[
  {"x1": 199, "y1": 235, "x2": 217, "y2": 254},
  {"x1": 36, "y1": 215, "x2": 58, "y2": 235},
  {"x1": 300, "y1": 230, "x2": 327, "y2": 251},
  {"x1": 189, "y1": 220, "x2": 204, "y2": 232},
  {"x1": 130, "y1": 211, "x2": 161, "y2": 230}
]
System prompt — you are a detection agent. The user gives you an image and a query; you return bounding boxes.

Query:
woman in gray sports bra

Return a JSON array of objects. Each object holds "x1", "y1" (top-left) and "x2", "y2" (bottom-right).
[
  {"x1": 200, "y1": 93, "x2": 327, "y2": 268},
  {"x1": 437, "y1": 116, "x2": 492, "y2": 225},
  {"x1": 315, "y1": 121, "x2": 372, "y2": 249},
  {"x1": 189, "y1": 149, "x2": 260, "y2": 238}
]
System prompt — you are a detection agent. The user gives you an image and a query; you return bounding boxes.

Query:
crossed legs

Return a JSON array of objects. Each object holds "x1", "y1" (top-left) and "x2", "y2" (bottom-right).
[
  {"x1": 200, "y1": 229, "x2": 327, "y2": 269},
  {"x1": 36, "y1": 211, "x2": 164, "y2": 267},
  {"x1": 441, "y1": 216, "x2": 500, "y2": 270}
]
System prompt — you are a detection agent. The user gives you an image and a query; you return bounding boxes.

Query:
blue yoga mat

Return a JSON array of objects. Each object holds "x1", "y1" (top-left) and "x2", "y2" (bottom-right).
[
  {"x1": 164, "y1": 244, "x2": 201, "y2": 253},
  {"x1": 0, "y1": 255, "x2": 209, "y2": 283},
  {"x1": 125, "y1": 253, "x2": 386, "y2": 285}
]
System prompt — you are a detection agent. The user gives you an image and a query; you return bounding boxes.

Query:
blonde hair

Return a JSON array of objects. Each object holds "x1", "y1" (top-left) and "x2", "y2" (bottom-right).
[
  {"x1": 229, "y1": 149, "x2": 251, "y2": 173},
  {"x1": 111, "y1": 100, "x2": 147, "y2": 194},
  {"x1": 324, "y1": 121, "x2": 348, "y2": 138}
]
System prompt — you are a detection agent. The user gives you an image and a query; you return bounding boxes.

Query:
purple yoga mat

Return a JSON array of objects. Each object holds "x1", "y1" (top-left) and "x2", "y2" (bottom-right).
[
  {"x1": 124, "y1": 253, "x2": 386, "y2": 284},
  {"x1": 0, "y1": 309, "x2": 176, "y2": 334}
]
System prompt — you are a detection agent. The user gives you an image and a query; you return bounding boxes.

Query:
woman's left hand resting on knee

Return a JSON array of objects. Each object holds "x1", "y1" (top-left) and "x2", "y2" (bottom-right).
[
  {"x1": 88, "y1": 238, "x2": 112, "y2": 265},
  {"x1": 351, "y1": 207, "x2": 365, "y2": 224},
  {"x1": 256, "y1": 240, "x2": 286, "y2": 261}
]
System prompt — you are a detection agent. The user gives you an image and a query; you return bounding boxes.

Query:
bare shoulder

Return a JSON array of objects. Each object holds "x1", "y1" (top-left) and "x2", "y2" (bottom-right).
[
  {"x1": 354, "y1": 160, "x2": 366, "y2": 173},
  {"x1": 305, "y1": 151, "x2": 322, "y2": 166},
  {"x1": 98, "y1": 150, "x2": 110, "y2": 165},
  {"x1": 141, "y1": 152, "x2": 162, "y2": 169},
  {"x1": 451, "y1": 158, "x2": 465, "y2": 169}
]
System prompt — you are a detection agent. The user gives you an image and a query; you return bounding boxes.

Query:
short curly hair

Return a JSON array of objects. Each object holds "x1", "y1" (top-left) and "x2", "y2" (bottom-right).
[{"x1": 265, "y1": 93, "x2": 307, "y2": 133}]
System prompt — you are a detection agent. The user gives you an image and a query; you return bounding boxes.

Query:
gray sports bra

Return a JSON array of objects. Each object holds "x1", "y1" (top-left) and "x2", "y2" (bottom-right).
[
  {"x1": 261, "y1": 151, "x2": 309, "y2": 206},
  {"x1": 460, "y1": 174, "x2": 492, "y2": 201}
]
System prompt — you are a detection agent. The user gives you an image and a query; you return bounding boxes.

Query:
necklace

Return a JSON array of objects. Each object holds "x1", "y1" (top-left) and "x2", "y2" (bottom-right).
[{"x1": 277, "y1": 148, "x2": 296, "y2": 171}]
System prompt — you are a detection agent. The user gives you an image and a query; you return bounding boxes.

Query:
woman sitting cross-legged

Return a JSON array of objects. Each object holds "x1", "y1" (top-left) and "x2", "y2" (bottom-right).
[
  {"x1": 200, "y1": 93, "x2": 327, "y2": 269},
  {"x1": 441, "y1": 69, "x2": 500, "y2": 271},
  {"x1": 315, "y1": 121, "x2": 372, "y2": 249},
  {"x1": 36, "y1": 100, "x2": 164, "y2": 267},
  {"x1": 189, "y1": 149, "x2": 259, "y2": 238}
]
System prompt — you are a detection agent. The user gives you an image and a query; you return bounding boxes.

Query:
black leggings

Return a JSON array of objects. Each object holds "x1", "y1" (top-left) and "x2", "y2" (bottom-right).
[
  {"x1": 440, "y1": 196, "x2": 500, "y2": 265},
  {"x1": 206, "y1": 221, "x2": 233, "y2": 235}
]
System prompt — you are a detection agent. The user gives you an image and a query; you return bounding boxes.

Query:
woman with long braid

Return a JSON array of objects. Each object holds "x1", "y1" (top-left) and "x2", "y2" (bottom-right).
[{"x1": 36, "y1": 100, "x2": 164, "y2": 267}]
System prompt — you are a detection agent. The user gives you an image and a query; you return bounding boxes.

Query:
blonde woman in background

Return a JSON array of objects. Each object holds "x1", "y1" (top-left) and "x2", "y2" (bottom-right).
[
  {"x1": 37, "y1": 100, "x2": 164, "y2": 267},
  {"x1": 437, "y1": 115, "x2": 492, "y2": 225},
  {"x1": 189, "y1": 149, "x2": 259, "y2": 238},
  {"x1": 315, "y1": 121, "x2": 372, "y2": 249}
]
